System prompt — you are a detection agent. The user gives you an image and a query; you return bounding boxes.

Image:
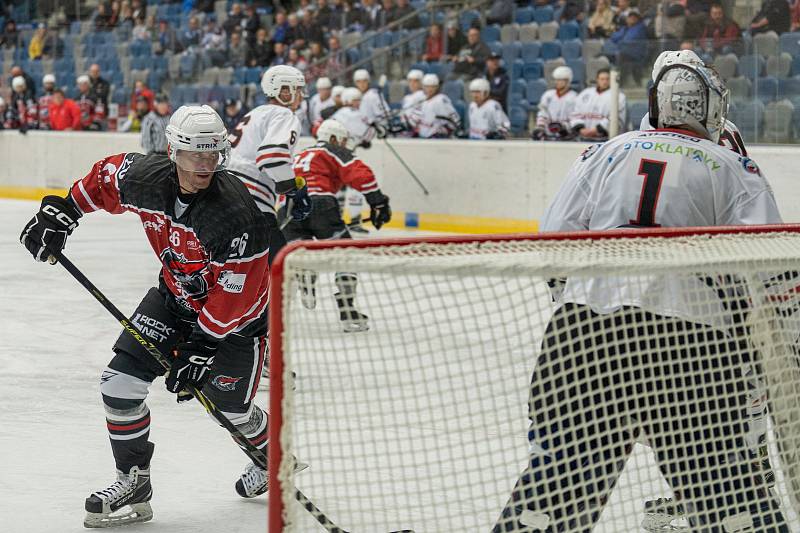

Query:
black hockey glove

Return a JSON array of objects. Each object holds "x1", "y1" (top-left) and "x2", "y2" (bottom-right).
[
  {"x1": 486, "y1": 130, "x2": 506, "y2": 140},
  {"x1": 359, "y1": 139, "x2": 372, "y2": 150},
  {"x1": 20, "y1": 195, "x2": 82, "y2": 263},
  {"x1": 286, "y1": 178, "x2": 313, "y2": 222},
  {"x1": 366, "y1": 191, "x2": 391, "y2": 230},
  {"x1": 531, "y1": 128, "x2": 547, "y2": 141},
  {"x1": 166, "y1": 333, "x2": 218, "y2": 394}
]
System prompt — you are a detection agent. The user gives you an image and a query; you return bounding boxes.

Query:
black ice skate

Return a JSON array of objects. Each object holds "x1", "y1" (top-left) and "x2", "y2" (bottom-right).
[
  {"x1": 335, "y1": 293, "x2": 369, "y2": 333},
  {"x1": 347, "y1": 215, "x2": 369, "y2": 235},
  {"x1": 235, "y1": 459, "x2": 309, "y2": 498},
  {"x1": 84, "y1": 460, "x2": 153, "y2": 528}
]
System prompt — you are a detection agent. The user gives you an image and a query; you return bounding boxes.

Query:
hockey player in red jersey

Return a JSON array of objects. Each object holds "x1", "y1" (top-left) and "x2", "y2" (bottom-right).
[
  {"x1": 285, "y1": 118, "x2": 392, "y2": 332},
  {"x1": 19, "y1": 105, "x2": 302, "y2": 527}
]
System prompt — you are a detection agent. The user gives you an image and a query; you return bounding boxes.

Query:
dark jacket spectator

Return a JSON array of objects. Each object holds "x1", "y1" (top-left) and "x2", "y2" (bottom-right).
[
  {"x1": 0, "y1": 19, "x2": 18, "y2": 48},
  {"x1": 297, "y1": 14, "x2": 324, "y2": 47},
  {"x1": 344, "y1": 0, "x2": 367, "y2": 31},
  {"x1": 611, "y1": 9, "x2": 649, "y2": 84},
  {"x1": 88, "y1": 64, "x2": 111, "y2": 111},
  {"x1": 485, "y1": 54, "x2": 510, "y2": 111},
  {"x1": 445, "y1": 23, "x2": 467, "y2": 58},
  {"x1": 94, "y1": 3, "x2": 112, "y2": 31},
  {"x1": 393, "y1": 0, "x2": 421, "y2": 29},
  {"x1": 271, "y1": 42, "x2": 288, "y2": 66},
  {"x1": 247, "y1": 28, "x2": 274, "y2": 67},
  {"x1": 242, "y1": 5, "x2": 261, "y2": 44},
  {"x1": 155, "y1": 19, "x2": 182, "y2": 54},
  {"x1": 751, "y1": 0, "x2": 791, "y2": 35},
  {"x1": 224, "y1": 3, "x2": 245, "y2": 35},
  {"x1": 558, "y1": 0, "x2": 584, "y2": 22},
  {"x1": 487, "y1": 0, "x2": 514, "y2": 25},
  {"x1": 701, "y1": 3, "x2": 741, "y2": 54},
  {"x1": 182, "y1": 16, "x2": 203, "y2": 49},
  {"x1": 452, "y1": 27, "x2": 491, "y2": 79},
  {"x1": 377, "y1": 0, "x2": 394, "y2": 27},
  {"x1": 316, "y1": 0, "x2": 336, "y2": 30},
  {"x1": 422, "y1": 24, "x2": 444, "y2": 62},
  {"x1": 272, "y1": 11, "x2": 291, "y2": 43},
  {"x1": 49, "y1": 90, "x2": 82, "y2": 131},
  {"x1": 361, "y1": 0, "x2": 384, "y2": 30}
]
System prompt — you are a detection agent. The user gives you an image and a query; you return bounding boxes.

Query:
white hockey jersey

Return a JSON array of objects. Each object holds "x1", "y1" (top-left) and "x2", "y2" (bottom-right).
[
  {"x1": 295, "y1": 99, "x2": 311, "y2": 136},
  {"x1": 536, "y1": 88, "x2": 577, "y2": 128},
  {"x1": 309, "y1": 93, "x2": 334, "y2": 125},
  {"x1": 569, "y1": 86, "x2": 627, "y2": 133},
  {"x1": 468, "y1": 99, "x2": 510, "y2": 139},
  {"x1": 409, "y1": 93, "x2": 461, "y2": 138},
  {"x1": 542, "y1": 128, "x2": 782, "y2": 326},
  {"x1": 332, "y1": 106, "x2": 375, "y2": 150},
  {"x1": 360, "y1": 88, "x2": 390, "y2": 127},
  {"x1": 402, "y1": 90, "x2": 425, "y2": 111},
  {"x1": 227, "y1": 104, "x2": 301, "y2": 215},
  {"x1": 639, "y1": 112, "x2": 748, "y2": 156}
]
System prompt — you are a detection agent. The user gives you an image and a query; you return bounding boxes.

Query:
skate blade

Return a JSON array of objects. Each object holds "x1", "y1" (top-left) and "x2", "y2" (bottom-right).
[
  {"x1": 342, "y1": 321, "x2": 369, "y2": 333},
  {"x1": 84, "y1": 502, "x2": 153, "y2": 528}
]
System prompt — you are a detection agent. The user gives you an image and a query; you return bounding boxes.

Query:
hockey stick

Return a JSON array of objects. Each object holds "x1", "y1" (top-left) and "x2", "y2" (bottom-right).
[{"x1": 50, "y1": 250, "x2": 355, "y2": 533}]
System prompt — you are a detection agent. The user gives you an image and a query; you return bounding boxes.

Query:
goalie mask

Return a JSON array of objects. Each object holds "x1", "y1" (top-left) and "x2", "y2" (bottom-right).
[
  {"x1": 648, "y1": 64, "x2": 729, "y2": 143},
  {"x1": 165, "y1": 105, "x2": 230, "y2": 174}
]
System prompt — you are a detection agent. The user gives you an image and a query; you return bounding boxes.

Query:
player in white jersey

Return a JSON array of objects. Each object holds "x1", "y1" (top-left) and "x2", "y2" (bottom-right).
[
  {"x1": 409, "y1": 74, "x2": 461, "y2": 138},
  {"x1": 294, "y1": 98, "x2": 311, "y2": 136},
  {"x1": 639, "y1": 49, "x2": 748, "y2": 156},
  {"x1": 332, "y1": 87, "x2": 375, "y2": 233},
  {"x1": 309, "y1": 77, "x2": 334, "y2": 126},
  {"x1": 227, "y1": 65, "x2": 313, "y2": 259},
  {"x1": 494, "y1": 64, "x2": 789, "y2": 532},
  {"x1": 467, "y1": 78, "x2": 509, "y2": 139},
  {"x1": 532, "y1": 66, "x2": 578, "y2": 140},
  {"x1": 354, "y1": 69, "x2": 390, "y2": 131},
  {"x1": 569, "y1": 68, "x2": 626, "y2": 140}
]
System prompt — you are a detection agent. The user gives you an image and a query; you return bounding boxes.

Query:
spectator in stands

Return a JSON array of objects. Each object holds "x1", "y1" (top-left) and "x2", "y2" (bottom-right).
[
  {"x1": 610, "y1": 8, "x2": 648, "y2": 86},
  {"x1": 484, "y1": 52, "x2": 509, "y2": 111},
  {"x1": 119, "y1": 1, "x2": 134, "y2": 26},
  {"x1": 77, "y1": 75, "x2": 104, "y2": 131},
  {"x1": 344, "y1": 0, "x2": 367, "y2": 32},
  {"x1": 10, "y1": 66, "x2": 36, "y2": 100},
  {"x1": 48, "y1": 89, "x2": 81, "y2": 131},
  {"x1": 141, "y1": 93, "x2": 171, "y2": 154},
  {"x1": 132, "y1": 15, "x2": 150, "y2": 41},
  {"x1": 569, "y1": 68, "x2": 626, "y2": 140},
  {"x1": 155, "y1": 18, "x2": 181, "y2": 54},
  {"x1": 88, "y1": 64, "x2": 110, "y2": 114},
  {"x1": 422, "y1": 23, "x2": 444, "y2": 62},
  {"x1": 487, "y1": 0, "x2": 514, "y2": 25},
  {"x1": 287, "y1": 47, "x2": 308, "y2": 72},
  {"x1": 588, "y1": 0, "x2": 616, "y2": 38},
  {"x1": 452, "y1": 27, "x2": 491, "y2": 80},
  {"x1": 42, "y1": 27, "x2": 64, "y2": 59},
  {"x1": 297, "y1": 10, "x2": 324, "y2": 48},
  {"x1": 272, "y1": 10, "x2": 291, "y2": 43},
  {"x1": 613, "y1": 0, "x2": 633, "y2": 29},
  {"x1": 751, "y1": 0, "x2": 791, "y2": 35},
  {"x1": 201, "y1": 20, "x2": 228, "y2": 67},
  {"x1": 700, "y1": 3, "x2": 741, "y2": 55},
  {"x1": 221, "y1": 97, "x2": 247, "y2": 133},
  {"x1": 286, "y1": 13, "x2": 302, "y2": 46},
  {"x1": 28, "y1": 24, "x2": 47, "y2": 61},
  {"x1": 195, "y1": 0, "x2": 215, "y2": 14},
  {"x1": 182, "y1": 15, "x2": 203, "y2": 49},
  {"x1": 394, "y1": 0, "x2": 421, "y2": 29},
  {"x1": 557, "y1": 0, "x2": 584, "y2": 23},
  {"x1": 94, "y1": 2, "x2": 112, "y2": 31},
  {"x1": 378, "y1": 0, "x2": 395, "y2": 27},
  {"x1": 247, "y1": 28, "x2": 274, "y2": 67},
  {"x1": 228, "y1": 30, "x2": 249, "y2": 68},
  {"x1": 305, "y1": 41, "x2": 328, "y2": 82},
  {"x1": 121, "y1": 95, "x2": 150, "y2": 132},
  {"x1": 130, "y1": 80, "x2": 154, "y2": 111},
  {"x1": 362, "y1": 0, "x2": 383, "y2": 30},
  {"x1": 271, "y1": 42, "x2": 288, "y2": 66},
  {"x1": 316, "y1": 0, "x2": 336, "y2": 31},
  {"x1": 327, "y1": 0, "x2": 346, "y2": 31},
  {"x1": 0, "y1": 19, "x2": 18, "y2": 49},
  {"x1": 38, "y1": 74, "x2": 57, "y2": 130},
  {"x1": 108, "y1": 1, "x2": 121, "y2": 28},
  {"x1": 242, "y1": 4, "x2": 261, "y2": 44},
  {"x1": 327, "y1": 35, "x2": 346, "y2": 77},
  {"x1": 445, "y1": 21, "x2": 467, "y2": 60},
  {"x1": 131, "y1": 0, "x2": 145, "y2": 21},
  {"x1": 224, "y1": 3, "x2": 245, "y2": 35}
]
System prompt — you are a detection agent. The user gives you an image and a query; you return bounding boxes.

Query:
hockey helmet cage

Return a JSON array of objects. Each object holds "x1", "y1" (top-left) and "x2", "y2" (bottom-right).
[
  {"x1": 261, "y1": 65, "x2": 306, "y2": 106},
  {"x1": 165, "y1": 105, "x2": 230, "y2": 170},
  {"x1": 316, "y1": 119, "x2": 349, "y2": 144},
  {"x1": 648, "y1": 64, "x2": 729, "y2": 143},
  {"x1": 651, "y1": 49, "x2": 703, "y2": 83}
]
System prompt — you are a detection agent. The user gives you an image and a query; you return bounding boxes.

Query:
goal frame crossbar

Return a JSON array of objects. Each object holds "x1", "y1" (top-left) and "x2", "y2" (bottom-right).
[{"x1": 267, "y1": 223, "x2": 800, "y2": 532}]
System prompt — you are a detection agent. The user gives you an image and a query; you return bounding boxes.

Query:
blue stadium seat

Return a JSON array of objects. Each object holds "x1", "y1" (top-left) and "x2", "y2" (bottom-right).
[
  {"x1": 459, "y1": 10, "x2": 480, "y2": 31},
  {"x1": 453, "y1": 99, "x2": 467, "y2": 124},
  {"x1": 443, "y1": 79, "x2": 464, "y2": 102},
  {"x1": 509, "y1": 105, "x2": 529, "y2": 132},
  {"x1": 375, "y1": 31, "x2": 393, "y2": 48},
  {"x1": 131, "y1": 56, "x2": 149, "y2": 70},
  {"x1": 602, "y1": 40, "x2": 619, "y2": 56},
  {"x1": 511, "y1": 59, "x2": 524, "y2": 79},
  {"x1": 113, "y1": 86, "x2": 129, "y2": 105},
  {"x1": 233, "y1": 67, "x2": 248, "y2": 85},
  {"x1": 562, "y1": 39, "x2": 582, "y2": 59},
  {"x1": 755, "y1": 76, "x2": 779, "y2": 103},
  {"x1": 739, "y1": 54, "x2": 766, "y2": 80},
  {"x1": 780, "y1": 32, "x2": 800, "y2": 56},
  {"x1": 183, "y1": 86, "x2": 199, "y2": 104},
  {"x1": 488, "y1": 40, "x2": 503, "y2": 56},
  {"x1": 110, "y1": 70, "x2": 125, "y2": 87},
  {"x1": 245, "y1": 67, "x2": 262, "y2": 84},
  {"x1": 346, "y1": 48, "x2": 361, "y2": 64},
  {"x1": 558, "y1": 21, "x2": 581, "y2": 41},
  {"x1": 523, "y1": 60, "x2": 544, "y2": 81},
  {"x1": 526, "y1": 79, "x2": 547, "y2": 104},
  {"x1": 566, "y1": 58, "x2": 585, "y2": 88},
  {"x1": 730, "y1": 100, "x2": 764, "y2": 141},
  {"x1": 533, "y1": 6, "x2": 554, "y2": 23},
  {"x1": 521, "y1": 42, "x2": 541, "y2": 63},
  {"x1": 410, "y1": 61, "x2": 428, "y2": 73},
  {"x1": 515, "y1": 7, "x2": 534, "y2": 25},
  {"x1": 540, "y1": 41, "x2": 562, "y2": 60},
  {"x1": 510, "y1": 78, "x2": 527, "y2": 101},
  {"x1": 482, "y1": 25, "x2": 501, "y2": 43},
  {"x1": 427, "y1": 61, "x2": 445, "y2": 79},
  {"x1": 502, "y1": 42, "x2": 522, "y2": 63},
  {"x1": 779, "y1": 76, "x2": 800, "y2": 99},
  {"x1": 791, "y1": 56, "x2": 800, "y2": 76},
  {"x1": 148, "y1": 70, "x2": 165, "y2": 91},
  {"x1": 628, "y1": 102, "x2": 649, "y2": 130}
]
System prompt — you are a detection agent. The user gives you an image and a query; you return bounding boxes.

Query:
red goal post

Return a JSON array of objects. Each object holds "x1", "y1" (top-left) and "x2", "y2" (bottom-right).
[{"x1": 268, "y1": 225, "x2": 800, "y2": 532}]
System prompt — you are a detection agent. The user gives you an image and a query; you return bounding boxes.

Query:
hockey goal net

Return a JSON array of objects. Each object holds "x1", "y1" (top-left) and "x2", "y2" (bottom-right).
[{"x1": 269, "y1": 226, "x2": 800, "y2": 533}]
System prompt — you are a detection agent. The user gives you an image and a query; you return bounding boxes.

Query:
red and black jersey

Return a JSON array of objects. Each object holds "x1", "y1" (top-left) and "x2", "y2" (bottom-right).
[
  {"x1": 37, "y1": 92, "x2": 55, "y2": 129},
  {"x1": 77, "y1": 93, "x2": 106, "y2": 130},
  {"x1": 11, "y1": 93, "x2": 38, "y2": 129},
  {"x1": 68, "y1": 153, "x2": 271, "y2": 340},
  {"x1": 293, "y1": 141, "x2": 380, "y2": 197}
]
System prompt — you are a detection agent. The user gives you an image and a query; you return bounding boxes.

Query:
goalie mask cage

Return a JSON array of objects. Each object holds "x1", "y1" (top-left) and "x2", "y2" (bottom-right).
[{"x1": 269, "y1": 226, "x2": 800, "y2": 533}]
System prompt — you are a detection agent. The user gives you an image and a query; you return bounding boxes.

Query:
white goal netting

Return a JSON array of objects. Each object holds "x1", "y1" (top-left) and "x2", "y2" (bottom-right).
[{"x1": 269, "y1": 229, "x2": 800, "y2": 533}]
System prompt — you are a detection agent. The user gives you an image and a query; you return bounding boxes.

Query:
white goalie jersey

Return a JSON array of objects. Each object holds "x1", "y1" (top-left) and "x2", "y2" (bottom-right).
[
  {"x1": 536, "y1": 88, "x2": 577, "y2": 128},
  {"x1": 542, "y1": 128, "x2": 782, "y2": 326},
  {"x1": 227, "y1": 104, "x2": 301, "y2": 215},
  {"x1": 468, "y1": 99, "x2": 510, "y2": 139},
  {"x1": 409, "y1": 93, "x2": 461, "y2": 138}
]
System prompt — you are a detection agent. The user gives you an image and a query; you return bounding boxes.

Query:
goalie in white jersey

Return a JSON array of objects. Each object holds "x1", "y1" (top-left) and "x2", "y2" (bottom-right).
[
  {"x1": 531, "y1": 66, "x2": 577, "y2": 140},
  {"x1": 467, "y1": 78, "x2": 509, "y2": 139},
  {"x1": 227, "y1": 65, "x2": 313, "y2": 260},
  {"x1": 408, "y1": 73, "x2": 461, "y2": 138},
  {"x1": 494, "y1": 64, "x2": 789, "y2": 532}
]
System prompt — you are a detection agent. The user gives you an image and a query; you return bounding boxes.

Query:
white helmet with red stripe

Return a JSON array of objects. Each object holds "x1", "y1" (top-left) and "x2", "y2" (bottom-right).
[{"x1": 165, "y1": 104, "x2": 230, "y2": 171}]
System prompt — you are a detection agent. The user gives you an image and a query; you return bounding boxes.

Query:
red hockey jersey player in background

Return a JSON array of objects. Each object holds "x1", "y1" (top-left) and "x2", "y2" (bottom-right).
[{"x1": 284, "y1": 118, "x2": 392, "y2": 332}]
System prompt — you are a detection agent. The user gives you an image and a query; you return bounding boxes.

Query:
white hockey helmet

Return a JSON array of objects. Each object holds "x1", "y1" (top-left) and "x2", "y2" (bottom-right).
[
  {"x1": 165, "y1": 105, "x2": 230, "y2": 172},
  {"x1": 43, "y1": 73, "x2": 56, "y2": 85},
  {"x1": 422, "y1": 73, "x2": 440, "y2": 87},
  {"x1": 12, "y1": 76, "x2": 26, "y2": 90},
  {"x1": 353, "y1": 69, "x2": 370, "y2": 83},
  {"x1": 469, "y1": 78, "x2": 490, "y2": 94},
  {"x1": 316, "y1": 76, "x2": 332, "y2": 90},
  {"x1": 332, "y1": 85, "x2": 345, "y2": 100},
  {"x1": 342, "y1": 87, "x2": 362, "y2": 105},
  {"x1": 76, "y1": 74, "x2": 90, "y2": 85},
  {"x1": 650, "y1": 64, "x2": 729, "y2": 143},
  {"x1": 552, "y1": 65, "x2": 573, "y2": 84},
  {"x1": 651, "y1": 49, "x2": 703, "y2": 83},
  {"x1": 316, "y1": 118, "x2": 349, "y2": 145},
  {"x1": 261, "y1": 65, "x2": 306, "y2": 106},
  {"x1": 406, "y1": 69, "x2": 424, "y2": 81}
]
